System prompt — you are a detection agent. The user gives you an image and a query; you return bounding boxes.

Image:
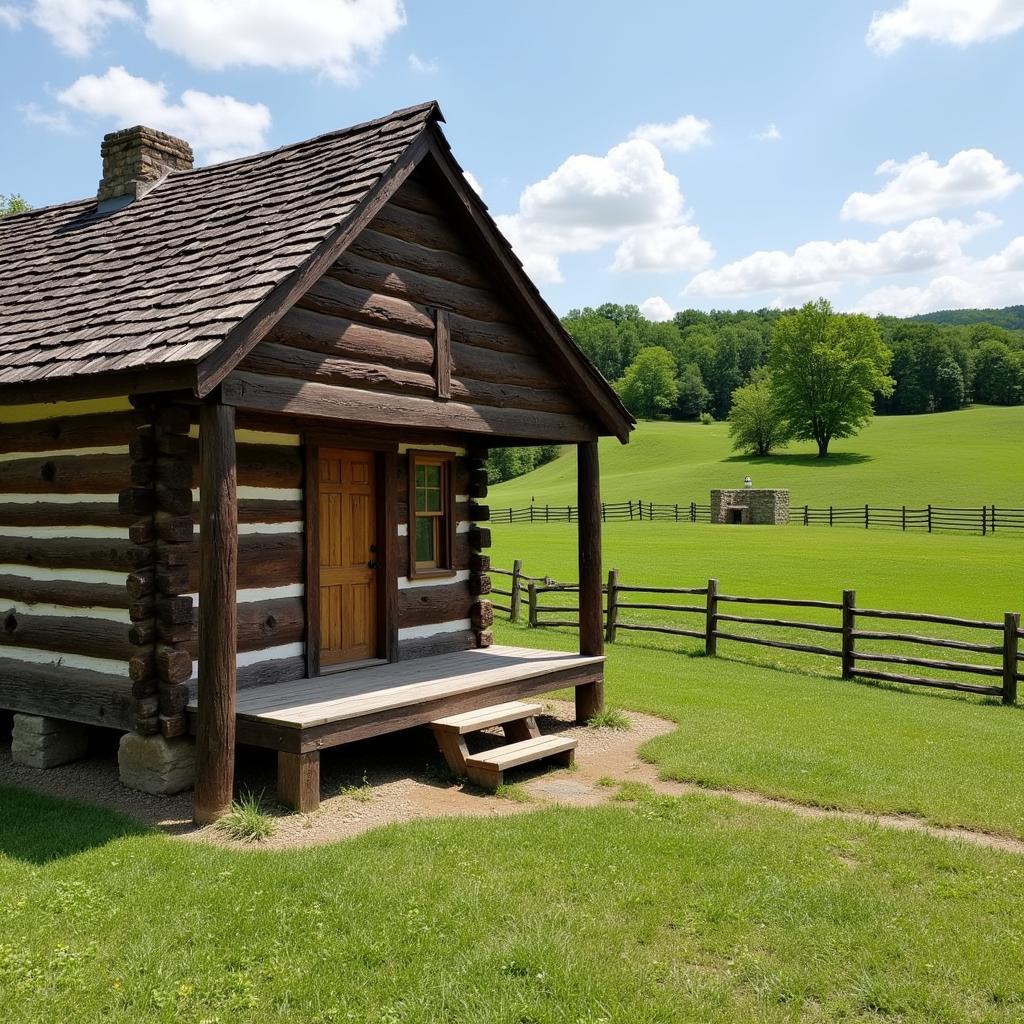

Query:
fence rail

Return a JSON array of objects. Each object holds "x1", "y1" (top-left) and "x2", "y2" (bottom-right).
[
  {"x1": 495, "y1": 562, "x2": 1023, "y2": 704},
  {"x1": 489, "y1": 499, "x2": 1024, "y2": 534}
]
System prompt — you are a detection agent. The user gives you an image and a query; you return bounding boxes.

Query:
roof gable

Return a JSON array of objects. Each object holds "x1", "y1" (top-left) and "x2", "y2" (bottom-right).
[{"x1": 0, "y1": 102, "x2": 632, "y2": 440}]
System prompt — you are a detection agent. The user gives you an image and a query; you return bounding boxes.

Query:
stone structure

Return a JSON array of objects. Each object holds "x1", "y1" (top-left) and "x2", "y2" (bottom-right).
[
  {"x1": 711, "y1": 488, "x2": 790, "y2": 525},
  {"x1": 11, "y1": 714, "x2": 89, "y2": 768},
  {"x1": 98, "y1": 125, "x2": 194, "y2": 207},
  {"x1": 118, "y1": 733, "x2": 196, "y2": 795}
]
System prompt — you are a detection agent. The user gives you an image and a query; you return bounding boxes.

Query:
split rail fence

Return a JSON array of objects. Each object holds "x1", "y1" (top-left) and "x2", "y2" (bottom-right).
[
  {"x1": 491, "y1": 562, "x2": 1023, "y2": 704},
  {"x1": 490, "y1": 500, "x2": 1024, "y2": 534}
]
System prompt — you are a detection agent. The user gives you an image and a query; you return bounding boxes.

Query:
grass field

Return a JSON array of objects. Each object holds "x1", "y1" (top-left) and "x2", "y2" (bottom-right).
[
  {"x1": 4, "y1": 408, "x2": 1024, "y2": 1022},
  {"x1": 490, "y1": 405, "x2": 1024, "y2": 508},
  {"x1": 487, "y1": 523, "x2": 1024, "y2": 836},
  {"x1": 6, "y1": 785, "x2": 1024, "y2": 1023}
]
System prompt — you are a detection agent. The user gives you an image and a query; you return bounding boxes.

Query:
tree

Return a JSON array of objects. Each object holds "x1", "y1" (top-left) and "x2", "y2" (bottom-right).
[
  {"x1": 1, "y1": 194, "x2": 29, "y2": 217},
  {"x1": 933, "y1": 358, "x2": 965, "y2": 411},
  {"x1": 728, "y1": 373, "x2": 791, "y2": 456},
  {"x1": 675, "y1": 362, "x2": 711, "y2": 419},
  {"x1": 770, "y1": 299, "x2": 894, "y2": 457},
  {"x1": 613, "y1": 346, "x2": 679, "y2": 419},
  {"x1": 973, "y1": 340, "x2": 1023, "y2": 404}
]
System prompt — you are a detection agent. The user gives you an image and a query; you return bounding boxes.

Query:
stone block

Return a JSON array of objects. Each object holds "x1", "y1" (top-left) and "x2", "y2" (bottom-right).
[
  {"x1": 11, "y1": 714, "x2": 89, "y2": 768},
  {"x1": 118, "y1": 731, "x2": 195, "y2": 795}
]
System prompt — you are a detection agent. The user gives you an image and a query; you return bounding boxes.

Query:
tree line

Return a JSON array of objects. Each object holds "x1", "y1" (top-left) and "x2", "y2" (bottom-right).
[{"x1": 562, "y1": 301, "x2": 1024, "y2": 421}]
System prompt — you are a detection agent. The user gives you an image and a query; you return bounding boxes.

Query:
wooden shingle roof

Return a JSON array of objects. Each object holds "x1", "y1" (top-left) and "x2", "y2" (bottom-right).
[
  {"x1": 0, "y1": 101, "x2": 633, "y2": 440},
  {"x1": 0, "y1": 102, "x2": 438, "y2": 386}
]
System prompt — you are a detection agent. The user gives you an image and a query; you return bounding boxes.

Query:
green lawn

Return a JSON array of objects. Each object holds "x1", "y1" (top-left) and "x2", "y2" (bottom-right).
[
  {"x1": 488, "y1": 523, "x2": 1024, "y2": 837},
  {"x1": 6, "y1": 785, "x2": 1024, "y2": 1023},
  {"x1": 490, "y1": 405, "x2": 1024, "y2": 508}
]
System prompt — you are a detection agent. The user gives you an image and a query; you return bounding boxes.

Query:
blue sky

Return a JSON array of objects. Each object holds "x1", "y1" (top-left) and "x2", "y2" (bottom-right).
[{"x1": 2, "y1": 0, "x2": 1023, "y2": 318}]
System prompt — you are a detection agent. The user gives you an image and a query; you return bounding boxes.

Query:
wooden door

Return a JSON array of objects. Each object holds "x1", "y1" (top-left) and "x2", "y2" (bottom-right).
[{"x1": 317, "y1": 448, "x2": 378, "y2": 667}]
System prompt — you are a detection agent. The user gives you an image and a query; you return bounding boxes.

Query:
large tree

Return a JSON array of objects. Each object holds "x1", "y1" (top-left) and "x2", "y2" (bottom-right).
[
  {"x1": 769, "y1": 299, "x2": 893, "y2": 457},
  {"x1": 613, "y1": 346, "x2": 679, "y2": 419},
  {"x1": 728, "y1": 373, "x2": 791, "y2": 456}
]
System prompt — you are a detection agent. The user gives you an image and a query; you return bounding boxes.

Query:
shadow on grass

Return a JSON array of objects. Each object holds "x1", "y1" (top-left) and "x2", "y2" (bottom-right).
[
  {"x1": 0, "y1": 785, "x2": 151, "y2": 865},
  {"x1": 722, "y1": 452, "x2": 873, "y2": 469}
]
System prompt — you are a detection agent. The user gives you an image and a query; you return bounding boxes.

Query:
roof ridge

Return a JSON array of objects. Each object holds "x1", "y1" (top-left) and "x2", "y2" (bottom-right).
[
  {"x1": 164, "y1": 99, "x2": 443, "y2": 182},
  {"x1": 1, "y1": 101, "x2": 443, "y2": 221}
]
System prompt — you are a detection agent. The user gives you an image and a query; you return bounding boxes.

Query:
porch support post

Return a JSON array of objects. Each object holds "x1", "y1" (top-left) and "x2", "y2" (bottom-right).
[
  {"x1": 575, "y1": 440, "x2": 604, "y2": 721},
  {"x1": 193, "y1": 399, "x2": 238, "y2": 825}
]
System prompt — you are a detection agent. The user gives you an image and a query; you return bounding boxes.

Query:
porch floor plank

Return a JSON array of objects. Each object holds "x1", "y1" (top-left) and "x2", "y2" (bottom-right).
[{"x1": 187, "y1": 646, "x2": 604, "y2": 730}]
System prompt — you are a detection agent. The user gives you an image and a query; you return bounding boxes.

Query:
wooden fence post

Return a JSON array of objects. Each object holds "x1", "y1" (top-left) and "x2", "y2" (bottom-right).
[
  {"x1": 841, "y1": 589, "x2": 856, "y2": 680},
  {"x1": 991, "y1": 505, "x2": 997, "y2": 533},
  {"x1": 690, "y1": 501, "x2": 696, "y2": 523},
  {"x1": 864, "y1": 504, "x2": 869, "y2": 529},
  {"x1": 803, "y1": 504, "x2": 809, "y2": 526},
  {"x1": 927, "y1": 504, "x2": 932, "y2": 533},
  {"x1": 982, "y1": 506, "x2": 987, "y2": 536},
  {"x1": 829, "y1": 505, "x2": 833, "y2": 527},
  {"x1": 1003, "y1": 612, "x2": 1020, "y2": 705},
  {"x1": 509, "y1": 558, "x2": 523, "y2": 623},
  {"x1": 605, "y1": 568, "x2": 619, "y2": 644},
  {"x1": 527, "y1": 582, "x2": 538, "y2": 628},
  {"x1": 902, "y1": 505, "x2": 906, "y2": 531},
  {"x1": 705, "y1": 578, "x2": 719, "y2": 656}
]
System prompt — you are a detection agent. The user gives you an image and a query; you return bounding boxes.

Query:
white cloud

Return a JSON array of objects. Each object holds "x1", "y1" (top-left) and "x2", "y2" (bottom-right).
[
  {"x1": 0, "y1": 5, "x2": 22, "y2": 29},
  {"x1": 56, "y1": 66, "x2": 271, "y2": 164},
  {"x1": 753, "y1": 123, "x2": 782, "y2": 142},
  {"x1": 867, "y1": 0, "x2": 1024, "y2": 54},
  {"x1": 639, "y1": 296, "x2": 675, "y2": 322},
  {"x1": 612, "y1": 222, "x2": 714, "y2": 272},
  {"x1": 841, "y1": 149, "x2": 1022, "y2": 224},
  {"x1": 496, "y1": 137, "x2": 712, "y2": 282},
  {"x1": 685, "y1": 213, "x2": 998, "y2": 297},
  {"x1": 629, "y1": 114, "x2": 711, "y2": 152},
  {"x1": 22, "y1": 0, "x2": 135, "y2": 56},
  {"x1": 494, "y1": 214, "x2": 563, "y2": 284},
  {"x1": 145, "y1": 0, "x2": 406, "y2": 84},
  {"x1": 853, "y1": 232, "x2": 1024, "y2": 314},
  {"x1": 407, "y1": 52, "x2": 438, "y2": 73},
  {"x1": 20, "y1": 101, "x2": 73, "y2": 133},
  {"x1": 463, "y1": 170, "x2": 483, "y2": 197}
]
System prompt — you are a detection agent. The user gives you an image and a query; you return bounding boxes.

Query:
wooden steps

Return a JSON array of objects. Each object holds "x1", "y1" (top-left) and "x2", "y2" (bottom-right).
[
  {"x1": 431, "y1": 700, "x2": 543, "y2": 735},
  {"x1": 465, "y1": 736, "x2": 576, "y2": 790},
  {"x1": 429, "y1": 699, "x2": 576, "y2": 790}
]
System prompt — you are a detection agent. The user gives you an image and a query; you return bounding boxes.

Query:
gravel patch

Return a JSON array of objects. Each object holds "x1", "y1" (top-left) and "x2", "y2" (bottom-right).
[
  {"x1": 5, "y1": 704, "x2": 1024, "y2": 857},
  {"x1": 0, "y1": 702, "x2": 673, "y2": 849}
]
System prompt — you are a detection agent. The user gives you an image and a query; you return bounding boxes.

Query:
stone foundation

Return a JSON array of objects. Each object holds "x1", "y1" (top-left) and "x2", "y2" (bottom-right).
[
  {"x1": 11, "y1": 714, "x2": 89, "y2": 768},
  {"x1": 118, "y1": 732, "x2": 196, "y2": 795},
  {"x1": 711, "y1": 488, "x2": 790, "y2": 525}
]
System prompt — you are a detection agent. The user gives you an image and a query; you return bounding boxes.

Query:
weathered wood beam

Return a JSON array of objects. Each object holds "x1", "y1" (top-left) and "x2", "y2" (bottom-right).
[
  {"x1": 193, "y1": 401, "x2": 238, "y2": 826},
  {"x1": 220, "y1": 371, "x2": 598, "y2": 443},
  {"x1": 576, "y1": 441, "x2": 604, "y2": 721}
]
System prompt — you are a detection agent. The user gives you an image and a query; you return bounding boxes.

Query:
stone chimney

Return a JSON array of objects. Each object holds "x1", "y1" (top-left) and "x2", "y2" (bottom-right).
[{"x1": 97, "y1": 125, "x2": 194, "y2": 210}]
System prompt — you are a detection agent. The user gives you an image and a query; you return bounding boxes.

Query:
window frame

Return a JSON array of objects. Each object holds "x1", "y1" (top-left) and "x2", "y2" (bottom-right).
[{"x1": 407, "y1": 449, "x2": 456, "y2": 580}]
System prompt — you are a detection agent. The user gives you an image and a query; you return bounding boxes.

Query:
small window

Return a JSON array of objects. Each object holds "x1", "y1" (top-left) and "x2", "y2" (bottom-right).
[{"x1": 408, "y1": 451, "x2": 454, "y2": 576}]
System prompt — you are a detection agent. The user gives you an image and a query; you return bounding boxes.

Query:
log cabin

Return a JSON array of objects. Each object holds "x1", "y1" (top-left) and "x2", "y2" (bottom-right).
[{"x1": 0, "y1": 102, "x2": 634, "y2": 821}]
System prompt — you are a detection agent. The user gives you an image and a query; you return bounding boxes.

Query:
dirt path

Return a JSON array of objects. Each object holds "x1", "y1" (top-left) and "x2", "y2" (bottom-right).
[{"x1": 3, "y1": 703, "x2": 1023, "y2": 856}]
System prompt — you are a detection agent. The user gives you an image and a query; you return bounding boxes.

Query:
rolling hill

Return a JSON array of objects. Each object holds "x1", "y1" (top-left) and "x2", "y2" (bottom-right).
[{"x1": 490, "y1": 405, "x2": 1024, "y2": 509}]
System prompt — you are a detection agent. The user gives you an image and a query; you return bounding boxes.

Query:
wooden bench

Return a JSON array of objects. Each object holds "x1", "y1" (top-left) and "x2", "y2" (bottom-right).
[
  {"x1": 430, "y1": 700, "x2": 542, "y2": 776},
  {"x1": 465, "y1": 735, "x2": 576, "y2": 790}
]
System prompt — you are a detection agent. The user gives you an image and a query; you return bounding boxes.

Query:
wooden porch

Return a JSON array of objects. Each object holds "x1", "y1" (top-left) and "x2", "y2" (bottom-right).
[{"x1": 187, "y1": 645, "x2": 603, "y2": 810}]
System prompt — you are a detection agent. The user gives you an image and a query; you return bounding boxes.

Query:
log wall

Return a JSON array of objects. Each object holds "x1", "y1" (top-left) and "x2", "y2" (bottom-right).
[
  {"x1": 187, "y1": 424, "x2": 308, "y2": 691},
  {"x1": 0, "y1": 397, "x2": 137, "y2": 729},
  {"x1": 235, "y1": 169, "x2": 596, "y2": 443}
]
